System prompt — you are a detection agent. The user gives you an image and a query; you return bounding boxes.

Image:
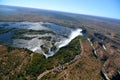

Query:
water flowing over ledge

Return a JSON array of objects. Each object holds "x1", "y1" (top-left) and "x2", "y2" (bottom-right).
[
  {"x1": 44, "y1": 29, "x2": 83, "y2": 58},
  {"x1": 57, "y1": 29, "x2": 82, "y2": 48},
  {"x1": 0, "y1": 22, "x2": 83, "y2": 58}
]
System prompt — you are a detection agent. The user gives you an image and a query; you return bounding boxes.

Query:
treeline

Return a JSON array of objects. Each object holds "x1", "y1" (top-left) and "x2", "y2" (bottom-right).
[{"x1": 10, "y1": 36, "x2": 82, "y2": 80}]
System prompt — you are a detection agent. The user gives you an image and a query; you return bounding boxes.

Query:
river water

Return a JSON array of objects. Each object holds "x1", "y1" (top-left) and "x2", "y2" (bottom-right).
[{"x1": 0, "y1": 22, "x2": 82, "y2": 57}]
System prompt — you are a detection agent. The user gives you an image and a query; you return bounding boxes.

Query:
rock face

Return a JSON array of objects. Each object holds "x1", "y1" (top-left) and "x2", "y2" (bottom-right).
[
  {"x1": 0, "y1": 5, "x2": 120, "y2": 80},
  {"x1": 0, "y1": 22, "x2": 82, "y2": 58},
  {"x1": 86, "y1": 31, "x2": 120, "y2": 79}
]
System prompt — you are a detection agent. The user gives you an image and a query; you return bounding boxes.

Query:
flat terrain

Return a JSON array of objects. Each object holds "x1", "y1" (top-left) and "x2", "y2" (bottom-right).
[{"x1": 0, "y1": 5, "x2": 120, "y2": 80}]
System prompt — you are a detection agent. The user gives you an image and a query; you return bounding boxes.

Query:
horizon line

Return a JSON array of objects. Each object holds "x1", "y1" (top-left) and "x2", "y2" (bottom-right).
[{"x1": 0, "y1": 4, "x2": 120, "y2": 20}]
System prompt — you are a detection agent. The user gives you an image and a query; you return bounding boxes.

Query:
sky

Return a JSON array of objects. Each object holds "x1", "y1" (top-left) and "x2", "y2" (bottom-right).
[{"x1": 0, "y1": 0, "x2": 120, "y2": 19}]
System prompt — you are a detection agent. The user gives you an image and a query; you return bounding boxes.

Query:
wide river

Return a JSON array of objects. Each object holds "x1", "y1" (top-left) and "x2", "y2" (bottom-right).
[{"x1": 0, "y1": 22, "x2": 82, "y2": 58}]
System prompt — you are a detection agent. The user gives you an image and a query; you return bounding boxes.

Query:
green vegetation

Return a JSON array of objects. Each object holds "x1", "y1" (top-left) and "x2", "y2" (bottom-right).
[
  {"x1": 39, "y1": 36, "x2": 51, "y2": 41},
  {"x1": 0, "y1": 5, "x2": 120, "y2": 80},
  {"x1": 0, "y1": 36, "x2": 81, "y2": 80},
  {"x1": 13, "y1": 36, "x2": 35, "y2": 40},
  {"x1": 0, "y1": 45, "x2": 31, "y2": 80},
  {"x1": 41, "y1": 45, "x2": 49, "y2": 52},
  {"x1": 39, "y1": 37, "x2": 103, "y2": 80},
  {"x1": 53, "y1": 36, "x2": 81, "y2": 64},
  {"x1": 14, "y1": 29, "x2": 55, "y2": 35},
  {"x1": 25, "y1": 53, "x2": 50, "y2": 76},
  {"x1": 0, "y1": 27, "x2": 15, "y2": 34},
  {"x1": 22, "y1": 36, "x2": 81, "y2": 79},
  {"x1": 12, "y1": 29, "x2": 55, "y2": 40}
]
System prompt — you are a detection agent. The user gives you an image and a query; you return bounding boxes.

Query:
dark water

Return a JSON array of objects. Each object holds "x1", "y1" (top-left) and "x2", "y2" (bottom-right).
[
  {"x1": 0, "y1": 22, "x2": 82, "y2": 57},
  {"x1": 0, "y1": 31, "x2": 13, "y2": 45},
  {"x1": 42, "y1": 22, "x2": 71, "y2": 37},
  {"x1": 0, "y1": 22, "x2": 72, "y2": 45}
]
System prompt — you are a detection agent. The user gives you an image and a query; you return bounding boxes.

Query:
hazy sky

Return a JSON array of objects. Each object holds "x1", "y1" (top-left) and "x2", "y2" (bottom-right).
[{"x1": 0, "y1": 0, "x2": 120, "y2": 19}]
